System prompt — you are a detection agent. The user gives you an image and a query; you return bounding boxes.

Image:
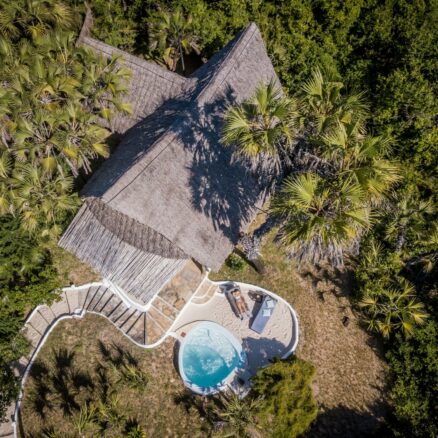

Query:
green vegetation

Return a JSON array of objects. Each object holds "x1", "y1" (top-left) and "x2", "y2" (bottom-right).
[
  {"x1": 0, "y1": 216, "x2": 61, "y2": 421},
  {"x1": 251, "y1": 358, "x2": 318, "y2": 437},
  {"x1": 224, "y1": 252, "x2": 245, "y2": 271},
  {"x1": 147, "y1": 7, "x2": 200, "y2": 73},
  {"x1": 222, "y1": 79, "x2": 298, "y2": 173},
  {"x1": 387, "y1": 320, "x2": 438, "y2": 437},
  {"x1": 1, "y1": 0, "x2": 437, "y2": 435},
  {"x1": 201, "y1": 357, "x2": 317, "y2": 437},
  {"x1": 0, "y1": 0, "x2": 130, "y2": 421}
]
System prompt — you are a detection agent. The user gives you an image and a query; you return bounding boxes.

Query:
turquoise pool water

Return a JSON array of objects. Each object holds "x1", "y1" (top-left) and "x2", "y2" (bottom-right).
[{"x1": 179, "y1": 322, "x2": 244, "y2": 393}]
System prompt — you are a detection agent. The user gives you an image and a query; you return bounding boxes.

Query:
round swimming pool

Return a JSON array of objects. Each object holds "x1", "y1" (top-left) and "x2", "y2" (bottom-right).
[{"x1": 178, "y1": 321, "x2": 245, "y2": 394}]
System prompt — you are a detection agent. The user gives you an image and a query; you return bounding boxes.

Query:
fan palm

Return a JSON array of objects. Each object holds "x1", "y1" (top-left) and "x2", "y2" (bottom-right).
[
  {"x1": 359, "y1": 279, "x2": 428, "y2": 337},
  {"x1": 271, "y1": 172, "x2": 372, "y2": 266},
  {"x1": 222, "y1": 79, "x2": 300, "y2": 173},
  {"x1": 0, "y1": 0, "x2": 74, "y2": 43},
  {"x1": 323, "y1": 130, "x2": 401, "y2": 203},
  {"x1": 211, "y1": 391, "x2": 260, "y2": 438},
  {"x1": 0, "y1": 28, "x2": 131, "y2": 177},
  {"x1": 148, "y1": 7, "x2": 200, "y2": 73},
  {"x1": 9, "y1": 163, "x2": 78, "y2": 238},
  {"x1": 385, "y1": 194, "x2": 434, "y2": 252},
  {"x1": 73, "y1": 403, "x2": 98, "y2": 437},
  {"x1": 300, "y1": 67, "x2": 368, "y2": 139}
]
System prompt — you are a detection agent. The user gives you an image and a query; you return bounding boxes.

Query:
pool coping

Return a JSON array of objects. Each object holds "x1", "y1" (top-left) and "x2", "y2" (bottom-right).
[{"x1": 177, "y1": 321, "x2": 246, "y2": 395}]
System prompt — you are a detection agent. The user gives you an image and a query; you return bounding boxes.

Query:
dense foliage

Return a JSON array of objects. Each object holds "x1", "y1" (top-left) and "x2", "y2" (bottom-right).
[
  {"x1": 1, "y1": 0, "x2": 436, "y2": 434},
  {"x1": 0, "y1": 0, "x2": 130, "y2": 422},
  {"x1": 0, "y1": 0, "x2": 131, "y2": 239},
  {"x1": 386, "y1": 320, "x2": 438, "y2": 437},
  {"x1": 251, "y1": 357, "x2": 318, "y2": 437},
  {"x1": 0, "y1": 216, "x2": 61, "y2": 421}
]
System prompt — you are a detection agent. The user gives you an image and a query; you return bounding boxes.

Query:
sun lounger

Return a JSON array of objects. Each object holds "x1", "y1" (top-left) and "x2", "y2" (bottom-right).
[
  {"x1": 250, "y1": 295, "x2": 277, "y2": 334},
  {"x1": 224, "y1": 285, "x2": 251, "y2": 319}
]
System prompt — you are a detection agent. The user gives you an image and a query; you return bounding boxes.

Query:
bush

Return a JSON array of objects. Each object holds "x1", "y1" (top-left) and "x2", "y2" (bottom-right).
[
  {"x1": 251, "y1": 357, "x2": 318, "y2": 437},
  {"x1": 387, "y1": 320, "x2": 438, "y2": 437},
  {"x1": 225, "y1": 253, "x2": 245, "y2": 271}
]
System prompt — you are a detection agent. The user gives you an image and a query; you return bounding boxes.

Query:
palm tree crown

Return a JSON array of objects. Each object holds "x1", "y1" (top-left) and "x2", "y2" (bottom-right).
[
  {"x1": 300, "y1": 67, "x2": 368, "y2": 139},
  {"x1": 359, "y1": 279, "x2": 429, "y2": 338},
  {"x1": 272, "y1": 172, "x2": 372, "y2": 266},
  {"x1": 148, "y1": 8, "x2": 200, "y2": 73},
  {"x1": 222, "y1": 79, "x2": 300, "y2": 173}
]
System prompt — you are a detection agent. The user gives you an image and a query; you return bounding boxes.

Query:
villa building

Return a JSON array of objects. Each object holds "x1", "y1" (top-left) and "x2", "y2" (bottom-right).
[{"x1": 59, "y1": 14, "x2": 279, "y2": 306}]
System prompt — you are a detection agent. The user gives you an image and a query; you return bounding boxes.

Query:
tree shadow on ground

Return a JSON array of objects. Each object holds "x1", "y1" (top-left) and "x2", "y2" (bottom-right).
[
  {"x1": 241, "y1": 337, "x2": 292, "y2": 376},
  {"x1": 28, "y1": 347, "x2": 94, "y2": 418},
  {"x1": 97, "y1": 339, "x2": 138, "y2": 368},
  {"x1": 306, "y1": 402, "x2": 391, "y2": 438}
]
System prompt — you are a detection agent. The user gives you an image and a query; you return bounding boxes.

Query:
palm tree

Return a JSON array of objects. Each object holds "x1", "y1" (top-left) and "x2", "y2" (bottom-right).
[
  {"x1": 300, "y1": 67, "x2": 368, "y2": 140},
  {"x1": 385, "y1": 194, "x2": 434, "y2": 252},
  {"x1": 0, "y1": 23, "x2": 132, "y2": 236},
  {"x1": 359, "y1": 279, "x2": 428, "y2": 337},
  {"x1": 222, "y1": 79, "x2": 300, "y2": 173},
  {"x1": 320, "y1": 128, "x2": 401, "y2": 203},
  {"x1": 0, "y1": 0, "x2": 74, "y2": 43},
  {"x1": 73, "y1": 403, "x2": 98, "y2": 437},
  {"x1": 9, "y1": 163, "x2": 78, "y2": 238},
  {"x1": 210, "y1": 391, "x2": 260, "y2": 438},
  {"x1": 98, "y1": 395, "x2": 126, "y2": 431},
  {"x1": 148, "y1": 7, "x2": 200, "y2": 73},
  {"x1": 271, "y1": 172, "x2": 372, "y2": 266}
]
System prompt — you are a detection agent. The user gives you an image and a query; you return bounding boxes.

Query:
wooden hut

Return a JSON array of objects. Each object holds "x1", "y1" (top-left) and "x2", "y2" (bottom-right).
[{"x1": 59, "y1": 15, "x2": 279, "y2": 305}]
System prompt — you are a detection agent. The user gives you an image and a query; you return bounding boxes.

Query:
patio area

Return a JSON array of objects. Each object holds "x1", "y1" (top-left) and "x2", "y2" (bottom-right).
[{"x1": 171, "y1": 279, "x2": 299, "y2": 391}]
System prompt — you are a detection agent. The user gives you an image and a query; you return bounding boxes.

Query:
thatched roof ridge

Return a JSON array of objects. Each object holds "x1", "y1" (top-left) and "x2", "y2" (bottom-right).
[
  {"x1": 81, "y1": 36, "x2": 192, "y2": 133},
  {"x1": 76, "y1": 22, "x2": 278, "y2": 271},
  {"x1": 59, "y1": 204, "x2": 187, "y2": 302},
  {"x1": 85, "y1": 198, "x2": 187, "y2": 259}
]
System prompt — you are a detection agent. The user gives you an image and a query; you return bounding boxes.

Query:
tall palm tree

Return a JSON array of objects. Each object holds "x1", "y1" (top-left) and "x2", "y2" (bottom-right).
[
  {"x1": 148, "y1": 8, "x2": 200, "y2": 73},
  {"x1": 300, "y1": 67, "x2": 368, "y2": 140},
  {"x1": 320, "y1": 128, "x2": 401, "y2": 204},
  {"x1": 271, "y1": 172, "x2": 372, "y2": 266},
  {"x1": 359, "y1": 279, "x2": 428, "y2": 337},
  {"x1": 222, "y1": 79, "x2": 300, "y2": 173}
]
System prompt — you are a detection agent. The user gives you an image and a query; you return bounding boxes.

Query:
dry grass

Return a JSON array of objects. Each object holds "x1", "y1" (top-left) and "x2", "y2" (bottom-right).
[
  {"x1": 210, "y1": 231, "x2": 389, "y2": 437},
  {"x1": 21, "y1": 230, "x2": 388, "y2": 437},
  {"x1": 20, "y1": 314, "x2": 207, "y2": 437}
]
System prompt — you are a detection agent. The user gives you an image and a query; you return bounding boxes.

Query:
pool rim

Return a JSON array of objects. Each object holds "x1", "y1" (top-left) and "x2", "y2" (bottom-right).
[{"x1": 178, "y1": 320, "x2": 244, "y2": 395}]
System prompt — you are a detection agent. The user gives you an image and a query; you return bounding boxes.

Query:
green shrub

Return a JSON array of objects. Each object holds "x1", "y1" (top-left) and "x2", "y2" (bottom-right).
[
  {"x1": 252, "y1": 357, "x2": 318, "y2": 437},
  {"x1": 225, "y1": 253, "x2": 245, "y2": 271},
  {"x1": 387, "y1": 320, "x2": 438, "y2": 437}
]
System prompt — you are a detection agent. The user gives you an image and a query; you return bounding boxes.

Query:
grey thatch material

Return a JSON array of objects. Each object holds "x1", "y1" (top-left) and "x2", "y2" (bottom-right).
[
  {"x1": 85, "y1": 198, "x2": 186, "y2": 259},
  {"x1": 59, "y1": 205, "x2": 186, "y2": 302},
  {"x1": 81, "y1": 36, "x2": 189, "y2": 133},
  {"x1": 60, "y1": 20, "x2": 278, "y2": 302}
]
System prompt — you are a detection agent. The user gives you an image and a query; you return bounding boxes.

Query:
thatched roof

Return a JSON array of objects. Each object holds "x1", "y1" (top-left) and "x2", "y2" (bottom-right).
[
  {"x1": 60, "y1": 18, "x2": 278, "y2": 299},
  {"x1": 81, "y1": 36, "x2": 188, "y2": 133}
]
